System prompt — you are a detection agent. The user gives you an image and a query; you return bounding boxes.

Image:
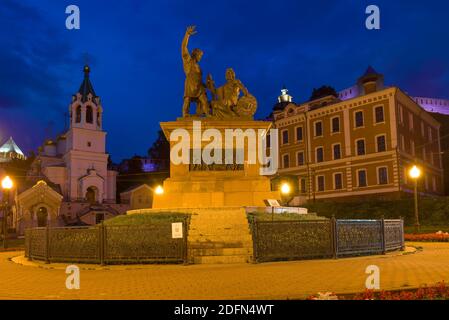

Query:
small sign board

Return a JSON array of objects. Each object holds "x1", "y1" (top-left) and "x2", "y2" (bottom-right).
[
  {"x1": 172, "y1": 222, "x2": 183, "y2": 239},
  {"x1": 264, "y1": 199, "x2": 281, "y2": 207}
]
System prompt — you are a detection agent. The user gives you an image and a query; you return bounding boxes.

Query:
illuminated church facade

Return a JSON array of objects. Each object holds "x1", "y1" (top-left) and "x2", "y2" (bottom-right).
[{"x1": 13, "y1": 66, "x2": 129, "y2": 234}]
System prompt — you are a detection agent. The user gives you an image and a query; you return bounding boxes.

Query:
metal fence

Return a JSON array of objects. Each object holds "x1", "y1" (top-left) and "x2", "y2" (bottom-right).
[
  {"x1": 25, "y1": 222, "x2": 188, "y2": 264},
  {"x1": 252, "y1": 217, "x2": 404, "y2": 262}
]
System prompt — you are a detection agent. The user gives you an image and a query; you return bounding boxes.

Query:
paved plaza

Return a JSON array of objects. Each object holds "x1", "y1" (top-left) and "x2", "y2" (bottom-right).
[{"x1": 0, "y1": 242, "x2": 448, "y2": 299}]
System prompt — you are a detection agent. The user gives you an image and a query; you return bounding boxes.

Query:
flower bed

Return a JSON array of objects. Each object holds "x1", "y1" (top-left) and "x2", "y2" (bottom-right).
[
  {"x1": 405, "y1": 231, "x2": 449, "y2": 242},
  {"x1": 308, "y1": 282, "x2": 449, "y2": 300}
]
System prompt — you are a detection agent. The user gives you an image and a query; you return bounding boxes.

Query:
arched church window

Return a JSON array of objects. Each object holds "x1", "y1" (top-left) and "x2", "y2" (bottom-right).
[
  {"x1": 86, "y1": 105, "x2": 93, "y2": 124},
  {"x1": 37, "y1": 207, "x2": 48, "y2": 227},
  {"x1": 97, "y1": 111, "x2": 101, "y2": 127},
  {"x1": 76, "y1": 106, "x2": 82, "y2": 123}
]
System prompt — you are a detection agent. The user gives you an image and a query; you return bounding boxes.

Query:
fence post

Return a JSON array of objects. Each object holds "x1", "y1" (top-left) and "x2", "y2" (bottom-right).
[
  {"x1": 252, "y1": 218, "x2": 258, "y2": 263},
  {"x1": 331, "y1": 215, "x2": 338, "y2": 259},
  {"x1": 400, "y1": 216, "x2": 405, "y2": 251},
  {"x1": 183, "y1": 218, "x2": 188, "y2": 264},
  {"x1": 45, "y1": 225, "x2": 50, "y2": 264},
  {"x1": 99, "y1": 221, "x2": 105, "y2": 266},
  {"x1": 25, "y1": 229, "x2": 32, "y2": 261},
  {"x1": 380, "y1": 215, "x2": 386, "y2": 255}
]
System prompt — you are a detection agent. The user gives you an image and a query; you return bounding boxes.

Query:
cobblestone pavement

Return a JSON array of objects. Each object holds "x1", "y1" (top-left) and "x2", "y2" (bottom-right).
[{"x1": 0, "y1": 242, "x2": 447, "y2": 300}]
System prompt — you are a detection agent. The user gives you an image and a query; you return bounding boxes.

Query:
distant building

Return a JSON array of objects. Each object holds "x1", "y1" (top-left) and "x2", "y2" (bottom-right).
[
  {"x1": 0, "y1": 137, "x2": 26, "y2": 163},
  {"x1": 273, "y1": 67, "x2": 444, "y2": 202},
  {"x1": 13, "y1": 65, "x2": 129, "y2": 234},
  {"x1": 338, "y1": 66, "x2": 449, "y2": 115},
  {"x1": 120, "y1": 184, "x2": 153, "y2": 210}
]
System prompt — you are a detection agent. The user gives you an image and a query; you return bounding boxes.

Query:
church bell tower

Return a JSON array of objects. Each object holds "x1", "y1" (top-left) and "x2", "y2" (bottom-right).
[{"x1": 63, "y1": 65, "x2": 113, "y2": 203}]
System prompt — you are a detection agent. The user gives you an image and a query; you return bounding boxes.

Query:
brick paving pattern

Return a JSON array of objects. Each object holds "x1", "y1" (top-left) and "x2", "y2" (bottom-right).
[{"x1": 0, "y1": 242, "x2": 447, "y2": 299}]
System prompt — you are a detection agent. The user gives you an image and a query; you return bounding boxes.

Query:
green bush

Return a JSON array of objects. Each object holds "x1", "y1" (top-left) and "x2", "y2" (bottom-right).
[
  {"x1": 104, "y1": 213, "x2": 189, "y2": 226},
  {"x1": 303, "y1": 197, "x2": 449, "y2": 226}
]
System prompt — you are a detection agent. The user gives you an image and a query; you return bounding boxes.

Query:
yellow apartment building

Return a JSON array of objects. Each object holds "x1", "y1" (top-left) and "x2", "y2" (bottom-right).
[{"x1": 272, "y1": 68, "x2": 443, "y2": 201}]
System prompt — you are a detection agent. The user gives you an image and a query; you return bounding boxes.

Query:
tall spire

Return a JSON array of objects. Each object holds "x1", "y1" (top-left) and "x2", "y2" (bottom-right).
[{"x1": 78, "y1": 64, "x2": 97, "y2": 103}]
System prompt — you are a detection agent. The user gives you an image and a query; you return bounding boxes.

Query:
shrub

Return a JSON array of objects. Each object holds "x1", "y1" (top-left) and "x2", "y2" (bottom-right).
[
  {"x1": 303, "y1": 197, "x2": 449, "y2": 226},
  {"x1": 104, "y1": 213, "x2": 189, "y2": 225}
]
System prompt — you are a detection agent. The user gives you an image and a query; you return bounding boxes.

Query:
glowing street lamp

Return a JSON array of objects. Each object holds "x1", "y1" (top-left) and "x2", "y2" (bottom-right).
[
  {"x1": 408, "y1": 166, "x2": 421, "y2": 233},
  {"x1": 2, "y1": 176, "x2": 13, "y2": 249},
  {"x1": 280, "y1": 182, "x2": 291, "y2": 195},
  {"x1": 154, "y1": 185, "x2": 164, "y2": 195}
]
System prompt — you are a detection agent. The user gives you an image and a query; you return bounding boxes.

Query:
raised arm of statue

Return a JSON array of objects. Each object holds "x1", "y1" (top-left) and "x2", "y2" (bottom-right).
[{"x1": 182, "y1": 26, "x2": 197, "y2": 61}]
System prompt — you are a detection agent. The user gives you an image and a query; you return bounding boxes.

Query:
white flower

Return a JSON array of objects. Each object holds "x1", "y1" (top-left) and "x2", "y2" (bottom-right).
[{"x1": 312, "y1": 292, "x2": 338, "y2": 300}]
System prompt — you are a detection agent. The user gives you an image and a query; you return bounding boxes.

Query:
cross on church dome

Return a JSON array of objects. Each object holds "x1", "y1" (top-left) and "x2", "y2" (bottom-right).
[{"x1": 78, "y1": 64, "x2": 98, "y2": 104}]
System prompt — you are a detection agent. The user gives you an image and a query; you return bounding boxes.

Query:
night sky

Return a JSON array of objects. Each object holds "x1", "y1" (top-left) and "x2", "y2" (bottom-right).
[{"x1": 1, "y1": 0, "x2": 448, "y2": 162}]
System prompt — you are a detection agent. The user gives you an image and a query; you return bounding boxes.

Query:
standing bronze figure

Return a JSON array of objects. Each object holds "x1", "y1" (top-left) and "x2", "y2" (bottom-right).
[{"x1": 181, "y1": 26, "x2": 209, "y2": 117}]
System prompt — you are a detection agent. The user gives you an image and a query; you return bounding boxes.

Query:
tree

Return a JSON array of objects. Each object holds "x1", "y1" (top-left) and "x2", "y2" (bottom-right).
[
  {"x1": 147, "y1": 130, "x2": 170, "y2": 171},
  {"x1": 309, "y1": 85, "x2": 338, "y2": 101},
  {"x1": 127, "y1": 155, "x2": 144, "y2": 174}
]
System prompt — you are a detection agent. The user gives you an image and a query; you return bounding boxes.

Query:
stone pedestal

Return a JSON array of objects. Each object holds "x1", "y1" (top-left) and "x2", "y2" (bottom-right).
[{"x1": 152, "y1": 119, "x2": 280, "y2": 208}]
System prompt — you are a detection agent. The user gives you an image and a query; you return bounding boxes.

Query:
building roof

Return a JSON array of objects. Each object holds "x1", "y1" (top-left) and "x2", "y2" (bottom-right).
[
  {"x1": 120, "y1": 183, "x2": 151, "y2": 195},
  {"x1": 0, "y1": 137, "x2": 25, "y2": 156},
  {"x1": 362, "y1": 65, "x2": 379, "y2": 77},
  {"x1": 78, "y1": 65, "x2": 97, "y2": 103}
]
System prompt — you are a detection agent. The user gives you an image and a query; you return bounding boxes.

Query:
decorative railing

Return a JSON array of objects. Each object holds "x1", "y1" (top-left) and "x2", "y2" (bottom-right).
[
  {"x1": 25, "y1": 221, "x2": 188, "y2": 265},
  {"x1": 251, "y1": 217, "x2": 404, "y2": 262}
]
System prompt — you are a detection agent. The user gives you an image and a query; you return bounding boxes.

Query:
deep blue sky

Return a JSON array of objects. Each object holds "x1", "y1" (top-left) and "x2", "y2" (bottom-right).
[{"x1": 1, "y1": 0, "x2": 449, "y2": 162}]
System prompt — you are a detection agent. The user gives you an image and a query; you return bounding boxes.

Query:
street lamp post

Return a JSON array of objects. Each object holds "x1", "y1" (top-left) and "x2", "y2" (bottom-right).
[
  {"x1": 2, "y1": 176, "x2": 13, "y2": 250},
  {"x1": 408, "y1": 166, "x2": 421, "y2": 234}
]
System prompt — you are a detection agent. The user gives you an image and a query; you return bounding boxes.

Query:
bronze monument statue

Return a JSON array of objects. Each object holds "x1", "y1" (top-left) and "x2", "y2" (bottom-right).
[
  {"x1": 181, "y1": 26, "x2": 209, "y2": 117},
  {"x1": 181, "y1": 26, "x2": 257, "y2": 119},
  {"x1": 207, "y1": 68, "x2": 257, "y2": 119}
]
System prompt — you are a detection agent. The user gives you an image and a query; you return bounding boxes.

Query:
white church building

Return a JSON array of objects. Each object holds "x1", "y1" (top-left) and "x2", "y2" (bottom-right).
[{"x1": 13, "y1": 65, "x2": 129, "y2": 234}]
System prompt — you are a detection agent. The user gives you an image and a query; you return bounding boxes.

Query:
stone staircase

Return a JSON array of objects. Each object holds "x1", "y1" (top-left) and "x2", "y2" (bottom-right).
[{"x1": 187, "y1": 207, "x2": 254, "y2": 264}]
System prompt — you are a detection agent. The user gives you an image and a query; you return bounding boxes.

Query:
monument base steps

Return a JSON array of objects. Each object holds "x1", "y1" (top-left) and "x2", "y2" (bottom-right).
[{"x1": 187, "y1": 207, "x2": 253, "y2": 264}]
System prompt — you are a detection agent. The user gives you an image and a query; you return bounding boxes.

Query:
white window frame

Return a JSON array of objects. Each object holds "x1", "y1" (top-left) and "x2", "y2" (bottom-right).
[
  {"x1": 409, "y1": 111, "x2": 414, "y2": 130},
  {"x1": 333, "y1": 172, "x2": 343, "y2": 190},
  {"x1": 332, "y1": 143, "x2": 342, "y2": 160},
  {"x1": 295, "y1": 125, "x2": 304, "y2": 142},
  {"x1": 376, "y1": 166, "x2": 389, "y2": 185},
  {"x1": 314, "y1": 120, "x2": 323, "y2": 137},
  {"x1": 398, "y1": 104, "x2": 404, "y2": 124},
  {"x1": 282, "y1": 153, "x2": 290, "y2": 168},
  {"x1": 330, "y1": 116, "x2": 340, "y2": 134},
  {"x1": 281, "y1": 129, "x2": 289, "y2": 145},
  {"x1": 316, "y1": 175, "x2": 325, "y2": 192},
  {"x1": 299, "y1": 177, "x2": 307, "y2": 194},
  {"x1": 296, "y1": 151, "x2": 305, "y2": 167},
  {"x1": 315, "y1": 146, "x2": 324, "y2": 163},
  {"x1": 355, "y1": 138, "x2": 366, "y2": 156},
  {"x1": 356, "y1": 168, "x2": 368, "y2": 188},
  {"x1": 375, "y1": 134, "x2": 387, "y2": 153},
  {"x1": 354, "y1": 110, "x2": 364, "y2": 128},
  {"x1": 373, "y1": 105, "x2": 385, "y2": 124}
]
